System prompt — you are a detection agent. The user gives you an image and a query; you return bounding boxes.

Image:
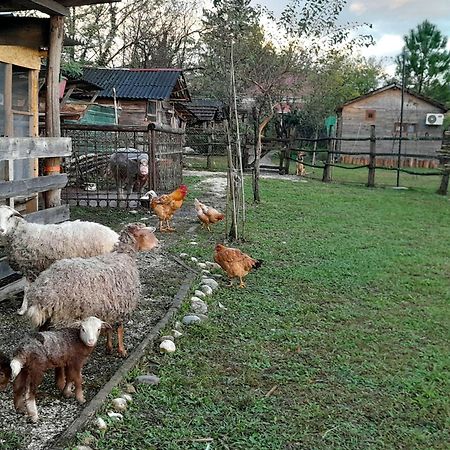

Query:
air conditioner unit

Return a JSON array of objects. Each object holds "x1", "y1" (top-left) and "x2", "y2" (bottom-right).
[{"x1": 425, "y1": 113, "x2": 444, "y2": 126}]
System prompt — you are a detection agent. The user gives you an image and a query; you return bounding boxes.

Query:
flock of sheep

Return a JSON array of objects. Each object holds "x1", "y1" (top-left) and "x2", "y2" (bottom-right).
[{"x1": 0, "y1": 206, "x2": 159, "y2": 423}]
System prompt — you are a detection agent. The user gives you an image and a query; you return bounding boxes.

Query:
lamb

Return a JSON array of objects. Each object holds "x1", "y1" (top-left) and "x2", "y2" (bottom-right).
[
  {"x1": 0, "y1": 205, "x2": 119, "y2": 315},
  {"x1": 26, "y1": 223, "x2": 159, "y2": 358},
  {"x1": 0, "y1": 316, "x2": 107, "y2": 422}
]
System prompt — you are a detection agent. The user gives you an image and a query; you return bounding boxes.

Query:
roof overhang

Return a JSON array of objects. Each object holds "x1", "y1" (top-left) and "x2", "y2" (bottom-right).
[{"x1": 0, "y1": 1, "x2": 120, "y2": 16}]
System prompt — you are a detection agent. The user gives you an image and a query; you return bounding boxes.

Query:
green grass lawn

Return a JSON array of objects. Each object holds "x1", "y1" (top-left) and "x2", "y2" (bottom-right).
[{"x1": 75, "y1": 177, "x2": 449, "y2": 450}]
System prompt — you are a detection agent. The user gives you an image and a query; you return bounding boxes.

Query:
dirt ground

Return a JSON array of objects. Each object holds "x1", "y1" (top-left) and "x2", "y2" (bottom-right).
[{"x1": 0, "y1": 177, "x2": 227, "y2": 450}]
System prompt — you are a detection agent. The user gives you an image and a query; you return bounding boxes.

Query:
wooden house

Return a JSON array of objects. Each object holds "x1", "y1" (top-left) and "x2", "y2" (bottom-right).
[
  {"x1": 336, "y1": 84, "x2": 448, "y2": 168},
  {"x1": 74, "y1": 67, "x2": 191, "y2": 128},
  {"x1": 0, "y1": 0, "x2": 119, "y2": 296}
]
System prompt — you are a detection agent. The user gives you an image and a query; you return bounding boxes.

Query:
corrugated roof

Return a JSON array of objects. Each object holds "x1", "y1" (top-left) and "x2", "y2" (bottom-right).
[
  {"x1": 81, "y1": 67, "x2": 190, "y2": 101},
  {"x1": 183, "y1": 99, "x2": 224, "y2": 122}
]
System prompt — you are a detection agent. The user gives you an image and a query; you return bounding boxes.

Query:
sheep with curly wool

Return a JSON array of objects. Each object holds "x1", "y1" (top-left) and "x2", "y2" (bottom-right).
[
  {"x1": 0, "y1": 316, "x2": 107, "y2": 422},
  {"x1": 0, "y1": 205, "x2": 119, "y2": 315},
  {"x1": 26, "y1": 223, "x2": 159, "y2": 358}
]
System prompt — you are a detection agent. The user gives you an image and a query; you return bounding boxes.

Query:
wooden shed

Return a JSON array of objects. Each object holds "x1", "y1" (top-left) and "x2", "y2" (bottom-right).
[
  {"x1": 0, "y1": 0, "x2": 119, "y2": 297},
  {"x1": 336, "y1": 84, "x2": 448, "y2": 168},
  {"x1": 74, "y1": 67, "x2": 192, "y2": 128}
]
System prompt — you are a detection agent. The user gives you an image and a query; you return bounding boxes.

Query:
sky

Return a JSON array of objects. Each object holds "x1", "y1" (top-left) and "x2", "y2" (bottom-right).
[{"x1": 252, "y1": 0, "x2": 450, "y2": 75}]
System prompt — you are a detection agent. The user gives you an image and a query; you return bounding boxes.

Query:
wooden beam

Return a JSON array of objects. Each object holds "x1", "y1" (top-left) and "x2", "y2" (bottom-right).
[
  {"x1": 0, "y1": 174, "x2": 68, "y2": 199},
  {"x1": 44, "y1": 15, "x2": 65, "y2": 208},
  {"x1": 29, "y1": 0, "x2": 70, "y2": 16},
  {"x1": 25, "y1": 204, "x2": 70, "y2": 224},
  {"x1": 0, "y1": 137, "x2": 71, "y2": 160}
]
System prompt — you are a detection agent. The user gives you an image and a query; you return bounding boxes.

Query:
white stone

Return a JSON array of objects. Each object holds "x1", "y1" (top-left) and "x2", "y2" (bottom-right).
[
  {"x1": 179, "y1": 253, "x2": 188, "y2": 258},
  {"x1": 121, "y1": 393, "x2": 133, "y2": 403},
  {"x1": 172, "y1": 329, "x2": 183, "y2": 338},
  {"x1": 190, "y1": 256, "x2": 198, "y2": 263},
  {"x1": 194, "y1": 290, "x2": 206, "y2": 298},
  {"x1": 174, "y1": 321, "x2": 182, "y2": 330},
  {"x1": 202, "y1": 278, "x2": 219, "y2": 290},
  {"x1": 190, "y1": 241, "x2": 198, "y2": 245},
  {"x1": 129, "y1": 210, "x2": 138, "y2": 214},
  {"x1": 218, "y1": 302, "x2": 227, "y2": 310},
  {"x1": 95, "y1": 417, "x2": 107, "y2": 430},
  {"x1": 191, "y1": 298, "x2": 208, "y2": 314},
  {"x1": 159, "y1": 340, "x2": 176, "y2": 353},
  {"x1": 107, "y1": 411, "x2": 123, "y2": 421},
  {"x1": 112, "y1": 398, "x2": 127, "y2": 412},
  {"x1": 201, "y1": 285, "x2": 213, "y2": 296},
  {"x1": 182, "y1": 314, "x2": 201, "y2": 325},
  {"x1": 198, "y1": 262, "x2": 207, "y2": 269},
  {"x1": 201, "y1": 269, "x2": 211, "y2": 274}
]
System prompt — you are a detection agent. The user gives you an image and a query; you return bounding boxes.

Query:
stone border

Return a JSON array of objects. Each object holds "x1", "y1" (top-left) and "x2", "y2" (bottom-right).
[{"x1": 50, "y1": 269, "x2": 197, "y2": 450}]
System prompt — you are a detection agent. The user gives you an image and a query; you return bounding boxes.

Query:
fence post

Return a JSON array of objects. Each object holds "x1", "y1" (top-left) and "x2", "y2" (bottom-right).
[
  {"x1": 437, "y1": 167, "x2": 449, "y2": 195},
  {"x1": 206, "y1": 130, "x2": 212, "y2": 170},
  {"x1": 367, "y1": 125, "x2": 376, "y2": 187},
  {"x1": 148, "y1": 125, "x2": 157, "y2": 191},
  {"x1": 279, "y1": 148, "x2": 285, "y2": 174},
  {"x1": 322, "y1": 137, "x2": 333, "y2": 182}
]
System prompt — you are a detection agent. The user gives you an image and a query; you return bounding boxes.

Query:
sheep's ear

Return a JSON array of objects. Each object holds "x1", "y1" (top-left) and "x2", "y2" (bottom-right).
[
  {"x1": 12, "y1": 211, "x2": 23, "y2": 218},
  {"x1": 101, "y1": 321, "x2": 112, "y2": 330}
]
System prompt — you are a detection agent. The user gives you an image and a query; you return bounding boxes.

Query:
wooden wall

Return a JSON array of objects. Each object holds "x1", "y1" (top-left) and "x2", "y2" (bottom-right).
[{"x1": 337, "y1": 89, "x2": 444, "y2": 166}]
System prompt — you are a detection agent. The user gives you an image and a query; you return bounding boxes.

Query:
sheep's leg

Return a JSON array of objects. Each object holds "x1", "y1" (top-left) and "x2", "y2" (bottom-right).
[
  {"x1": 55, "y1": 367, "x2": 66, "y2": 391},
  {"x1": 66, "y1": 365, "x2": 85, "y2": 404},
  {"x1": 17, "y1": 279, "x2": 31, "y2": 315},
  {"x1": 13, "y1": 372, "x2": 27, "y2": 414},
  {"x1": 117, "y1": 324, "x2": 127, "y2": 358},
  {"x1": 63, "y1": 381, "x2": 74, "y2": 398},
  {"x1": 26, "y1": 389, "x2": 39, "y2": 423},
  {"x1": 105, "y1": 327, "x2": 114, "y2": 354},
  {"x1": 26, "y1": 371, "x2": 43, "y2": 423}
]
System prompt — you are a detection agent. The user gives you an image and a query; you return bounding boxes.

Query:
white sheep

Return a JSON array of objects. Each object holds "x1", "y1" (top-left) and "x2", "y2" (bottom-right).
[
  {"x1": 26, "y1": 223, "x2": 159, "y2": 358},
  {"x1": 0, "y1": 206, "x2": 119, "y2": 315},
  {"x1": 0, "y1": 316, "x2": 107, "y2": 423}
]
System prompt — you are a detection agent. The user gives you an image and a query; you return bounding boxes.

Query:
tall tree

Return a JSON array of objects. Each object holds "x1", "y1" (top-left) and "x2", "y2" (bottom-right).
[{"x1": 396, "y1": 20, "x2": 450, "y2": 104}]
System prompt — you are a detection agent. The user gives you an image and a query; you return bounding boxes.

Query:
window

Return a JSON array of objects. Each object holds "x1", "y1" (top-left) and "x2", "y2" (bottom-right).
[
  {"x1": 365, "y1": 109, "x2": 376, "y2": 121},
  {"x1": 394, "y1": 122, "x2": 417, "y2": 136},
  {"x1": 146, "y1": 100, "x2": 157, "y2": 122}
]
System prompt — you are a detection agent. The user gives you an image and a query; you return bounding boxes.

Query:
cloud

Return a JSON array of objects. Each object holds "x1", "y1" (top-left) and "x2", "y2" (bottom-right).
[{"x1": 363, "y1": 34, "x2": 404, "y2": 58}]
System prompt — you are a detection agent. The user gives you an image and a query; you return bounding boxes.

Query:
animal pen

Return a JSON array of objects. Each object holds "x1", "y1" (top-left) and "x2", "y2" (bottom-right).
[{"x1": 61, "y1": 123, "x2": 184, "y2": 208}]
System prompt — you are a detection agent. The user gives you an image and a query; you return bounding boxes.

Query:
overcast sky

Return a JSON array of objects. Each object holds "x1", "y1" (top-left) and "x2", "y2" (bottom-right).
[{"x1": 253, "y1": 0, "x2": 450, "y2": 74}]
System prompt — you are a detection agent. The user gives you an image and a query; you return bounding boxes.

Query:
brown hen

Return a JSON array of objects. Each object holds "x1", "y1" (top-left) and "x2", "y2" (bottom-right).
[{"x1": 214, "y1": 243, "x2": 262, "y2": 288}]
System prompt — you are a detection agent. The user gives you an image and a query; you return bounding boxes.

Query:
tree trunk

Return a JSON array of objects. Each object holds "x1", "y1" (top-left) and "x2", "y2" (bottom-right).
[{"x1": 253, "y1": 115, "x2": 272, "y2": 203}]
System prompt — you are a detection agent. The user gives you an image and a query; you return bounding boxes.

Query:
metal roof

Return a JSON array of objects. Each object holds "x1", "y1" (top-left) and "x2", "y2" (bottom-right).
[
  {"x1": 81, "y1": 68, "x2": 191, "y2": 101},
  {"x1": 183, "y1": 99, "x2": 225, "y2": 122}
]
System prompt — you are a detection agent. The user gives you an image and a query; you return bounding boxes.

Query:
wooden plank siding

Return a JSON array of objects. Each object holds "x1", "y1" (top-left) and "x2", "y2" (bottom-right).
[
  {"x1": 337, "y1": 89, "x2": 444, "y2": 166},
  {"x1": 0, "y1": 137, "x2": 72, "y2": 160},
  {"x1": 0, "y1": 174, "x2": 68, "y2": 199}
]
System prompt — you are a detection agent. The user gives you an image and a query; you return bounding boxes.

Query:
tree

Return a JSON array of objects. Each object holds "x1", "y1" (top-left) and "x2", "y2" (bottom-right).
[{"x1": 396, "y1": 20, "x2": 450, "y2": 104}]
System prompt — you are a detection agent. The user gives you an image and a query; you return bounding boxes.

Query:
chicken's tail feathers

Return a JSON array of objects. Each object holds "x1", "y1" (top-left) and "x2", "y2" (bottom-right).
[{"x1": 253, "y1": 259, "x2": 263, "y2": 270}]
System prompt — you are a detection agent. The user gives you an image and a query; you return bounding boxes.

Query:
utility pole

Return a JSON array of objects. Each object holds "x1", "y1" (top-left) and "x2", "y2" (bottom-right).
[{"x1": 396, "y1": 48, "x2": 406, "y2": 187}]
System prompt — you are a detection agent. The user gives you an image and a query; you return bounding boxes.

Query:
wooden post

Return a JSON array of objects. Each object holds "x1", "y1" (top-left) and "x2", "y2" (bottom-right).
[
  {"x1": 367, "y1": 125, "x2": 376, "y2": 187},
  {"x1": 44, "y1": 15, "x2": 64, "y2": 208},
  {"x1": 206, "y1": 127, "x2": 212, "y2": 170},
  {"x1": 278, "y1": 148, "x2": 285, "y2": 174},
  {"x1": 437, "y1": 166, "x2": 449, "y2": 195},
  {"x1": 148, "y1": 126, "x2": 157, "y2": 191},
  {"x1": 322, "y1": 137, "x2": 333, "y2": 182}
]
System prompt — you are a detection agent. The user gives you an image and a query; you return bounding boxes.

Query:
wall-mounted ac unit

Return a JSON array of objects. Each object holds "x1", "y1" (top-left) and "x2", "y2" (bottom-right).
[{"x1": 425, "y1": 113, "x2": 444, "y2": 126}]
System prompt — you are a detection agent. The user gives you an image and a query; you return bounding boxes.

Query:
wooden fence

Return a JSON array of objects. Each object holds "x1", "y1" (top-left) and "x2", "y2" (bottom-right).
[{"x1": 270, "y1": 126, "x2": 447, "y2": 194}]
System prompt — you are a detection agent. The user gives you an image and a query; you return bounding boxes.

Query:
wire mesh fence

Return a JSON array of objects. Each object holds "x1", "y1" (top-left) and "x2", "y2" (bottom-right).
[
  {"x1": 183, "y1": 126, "x2": 229, "y2": 171},
  {"x1": 61, "y1": 124, "x2": 183, "y2": 208}
]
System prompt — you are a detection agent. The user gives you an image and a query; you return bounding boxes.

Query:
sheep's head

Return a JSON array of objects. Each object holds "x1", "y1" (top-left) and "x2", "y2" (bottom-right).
[
  {"x1": 0, "y1": 352, "x2": 11, "y2": 389},
  {"x1": 0, "y1": 206, "x2": 22, "y2": 235},
  {"x1": 79, "y1": 317, "x2": 109, "y2": 348}
]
